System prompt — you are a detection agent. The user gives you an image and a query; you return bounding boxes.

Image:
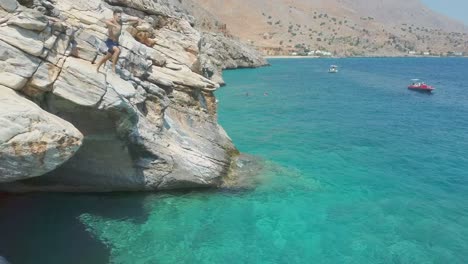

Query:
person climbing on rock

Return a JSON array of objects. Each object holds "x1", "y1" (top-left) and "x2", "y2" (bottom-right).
[{"x1": 96, "y1": 9, "x2": 142, "y2": 73}]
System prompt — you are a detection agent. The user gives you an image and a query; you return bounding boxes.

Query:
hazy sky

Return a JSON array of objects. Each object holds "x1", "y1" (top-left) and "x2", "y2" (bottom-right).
[{"x1": 422, "y1": 0, "x2": 468, "y2": 25}]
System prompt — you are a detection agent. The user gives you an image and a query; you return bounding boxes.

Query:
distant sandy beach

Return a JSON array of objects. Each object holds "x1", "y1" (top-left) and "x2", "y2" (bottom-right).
[{"x1": 264, "y1": 55, "x2": 321, "y2": 59}]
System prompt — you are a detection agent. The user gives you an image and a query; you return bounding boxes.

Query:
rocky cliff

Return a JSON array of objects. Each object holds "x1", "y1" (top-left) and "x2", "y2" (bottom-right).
[{"x1": 0, "y1": 0, "x2": 266, "y2": 192}]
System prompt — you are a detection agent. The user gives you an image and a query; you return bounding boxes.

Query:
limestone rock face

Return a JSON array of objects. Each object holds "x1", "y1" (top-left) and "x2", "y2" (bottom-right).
[
  {"x1": 197, "y1": 33, "x2": 268, "y2": 85},
  {"x1": 106, "y1": 71, "x2": 136, "y2": 98},
  {"x1": 24, "y1": 62, "x2": 61, "y2": 95},
  {"x1": 0, "y1": 25, "x2": 45, "y2": 56},
  {"x1": 7, "y1": 9, "x2": 49, "y2": 31},
  {"x1": 0, "y1": 0, "x2": 18, "y2": 12},
  {"x1": 53, "y1": 57, "x2": 107, "y2": 107},
  {"x1": 0, "y1": 40, "x2": 41, "y2": 90},
  {"x1": 0, "y1": 0, "x2": 263, "y2": 192},
  {"x1": 152, "y1": 19, "x2": 201, "y2": 69},
  {"x1": 104, "y1": 0, "x2": 196, "y2": 23},
  {"x1": 149, "y1": 65, "x2": 218, "y2": 91},
  {"x1": 0, "y1": 86, "x2": 83, "y2": 183}
]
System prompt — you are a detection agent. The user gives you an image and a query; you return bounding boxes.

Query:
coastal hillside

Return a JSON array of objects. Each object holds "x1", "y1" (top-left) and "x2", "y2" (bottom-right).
[
  {"x1": 192, "y1": 0, "x2": 468, "y2": 56},
  {"x1": 0, "y1": 0, "x2": 266, "y2": 192}
]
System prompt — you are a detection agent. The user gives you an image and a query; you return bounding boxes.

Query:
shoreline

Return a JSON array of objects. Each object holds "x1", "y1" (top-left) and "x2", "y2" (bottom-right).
[
  {"x1": 265, "y1": 55, "x2": 468, "y2": 59},
  {"x1": 264, "y1": 55, "x2": 321, "y2": 59}
]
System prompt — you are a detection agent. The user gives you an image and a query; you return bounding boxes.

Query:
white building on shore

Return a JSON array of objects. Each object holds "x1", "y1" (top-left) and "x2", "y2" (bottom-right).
[{"x1": 308, "y1": 50, "x2": 332, "y2": 56}]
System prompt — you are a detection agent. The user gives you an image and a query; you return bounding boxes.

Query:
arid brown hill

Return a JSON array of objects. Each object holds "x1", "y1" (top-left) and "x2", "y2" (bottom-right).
[{"x1": 192, "y1": 0, "x2": 468, "y2": 56}]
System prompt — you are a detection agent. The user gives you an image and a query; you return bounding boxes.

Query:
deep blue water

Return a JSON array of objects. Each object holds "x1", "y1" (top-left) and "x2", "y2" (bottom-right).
[{"x1": 1, "y1": 58, "x2": 468, "y2": 263}]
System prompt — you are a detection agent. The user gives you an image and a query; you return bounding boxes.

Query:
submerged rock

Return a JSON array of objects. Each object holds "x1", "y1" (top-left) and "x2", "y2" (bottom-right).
[{"x1": 221, "y1": 154, "x2": 266, "y2": 190}]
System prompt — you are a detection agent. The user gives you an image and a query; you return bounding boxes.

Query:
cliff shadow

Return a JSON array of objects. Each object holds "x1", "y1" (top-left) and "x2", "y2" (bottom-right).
[{"x1": 0, "y1": 192, "x2": 151, "y2": 264}]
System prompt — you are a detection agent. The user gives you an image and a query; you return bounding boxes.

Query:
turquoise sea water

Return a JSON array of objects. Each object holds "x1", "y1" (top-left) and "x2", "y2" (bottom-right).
[{"x1": 1, "y1": 58, "x2": 468, "y2": 263}]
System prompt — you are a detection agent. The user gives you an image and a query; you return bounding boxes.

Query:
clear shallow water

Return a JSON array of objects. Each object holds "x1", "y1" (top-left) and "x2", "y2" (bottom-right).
[{"x1": 1, "y1": 58, "x2": 468, "y2": 263}]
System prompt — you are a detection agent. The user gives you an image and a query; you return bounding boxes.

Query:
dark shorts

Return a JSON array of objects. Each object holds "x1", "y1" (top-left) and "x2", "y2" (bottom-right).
[{"x1": 105, "y1": 38, "x2": 119, "y2": 54}]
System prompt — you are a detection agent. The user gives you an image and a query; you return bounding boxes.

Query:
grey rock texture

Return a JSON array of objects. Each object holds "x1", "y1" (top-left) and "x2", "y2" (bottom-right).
[
  {"x1": 104, "y1": 0, "x2": 197, "y2": 24},
  {"x1": 52, "y1": 57, "x2": 107, "y2": 107},
  {"x1": 0, "y1": 0, "x2": 262, "y2": 192},
  {"x1": 0, "y1": 85, "x2": 83, "y2": 183},
  {"x1": 0, "y1": 0, "x2": 18, "y2": 12},
  {"x1": 103, "y1": 0, "x2": 268, "y2": 85},
  {"x1": 0, "y1": 40, "x2": 42, "y2": 90},
  {"x1": 196, "y1": 33, "x2": 268, "y2": 85}
]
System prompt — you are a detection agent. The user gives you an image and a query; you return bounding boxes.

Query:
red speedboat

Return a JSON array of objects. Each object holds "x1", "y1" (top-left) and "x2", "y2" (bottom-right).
[{"x1": 408, "y1": 79, "x2": 434, "y2": 92}]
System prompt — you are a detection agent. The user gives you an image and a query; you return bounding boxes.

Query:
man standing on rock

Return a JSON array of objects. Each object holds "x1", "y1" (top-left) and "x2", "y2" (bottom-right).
[{"x1": 96, "y1": 9, "x2": 142, "y2": 73}]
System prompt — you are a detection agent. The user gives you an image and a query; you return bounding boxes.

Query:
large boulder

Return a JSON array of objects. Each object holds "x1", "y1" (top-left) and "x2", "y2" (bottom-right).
[{"x1": 0, "y1": 85, "x2": 83, "y2": 183}]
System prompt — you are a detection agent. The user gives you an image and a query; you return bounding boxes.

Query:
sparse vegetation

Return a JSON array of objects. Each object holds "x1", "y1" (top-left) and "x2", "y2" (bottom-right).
[{"x1": 211, "y1": 3, "x2": 468, "y2": 57}]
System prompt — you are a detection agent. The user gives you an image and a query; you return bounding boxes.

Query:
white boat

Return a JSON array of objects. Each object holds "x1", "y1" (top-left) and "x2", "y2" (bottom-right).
[{"x1": 329, "y1": 65, "x2": 338, "y2": 73}]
